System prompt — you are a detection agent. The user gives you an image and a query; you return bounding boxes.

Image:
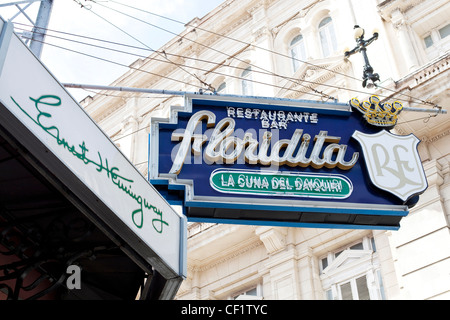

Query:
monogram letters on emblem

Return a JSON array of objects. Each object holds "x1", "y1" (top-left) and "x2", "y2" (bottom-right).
[
  {"x1": 352, "y1": 130, "x2": 427, "y2": 202},
  {"x1": 371, "y1": 143, "x2": 421, "y2": 189}
]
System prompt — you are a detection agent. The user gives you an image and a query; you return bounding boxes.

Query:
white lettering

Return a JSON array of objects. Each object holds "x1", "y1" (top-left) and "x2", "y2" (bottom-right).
[
  {"x1": 181, "y1": 304, "x2": 216, "y2": 317},
  {"x1": 238, "y1": 174, "x2": 245, "y2": 188},
  {"x1": 244, "y1": 108, "x2": 253, "y2": 119},
  {"x1": 262, "y1": 177, "x2": 269, "y2": 189},
  {"x1": 221, "y1": 174, "x2": 235, "y2": 187},
  {"x1": 169, "y1": 111, "x2": 358, "y2": 175},
  {"x1": 225, "y1": 107, "x2": 319, "y2": 129},
  {"x1": 66, "y1": 265, "x2": 81, "y2": 290}
]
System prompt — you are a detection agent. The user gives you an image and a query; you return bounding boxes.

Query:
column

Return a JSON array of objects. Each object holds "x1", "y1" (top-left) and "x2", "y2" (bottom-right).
[
  {"x1": 391, "y1": 9, "x2": 419, "y2": 73},
  {"x1": 256, "y1": 227, "x2": 300, "y2": 299}
]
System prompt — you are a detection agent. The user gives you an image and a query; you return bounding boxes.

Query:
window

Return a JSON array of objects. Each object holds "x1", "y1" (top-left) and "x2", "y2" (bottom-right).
[
  {"x1": 340, "y1": 281, "x2": 353, "y2": 300},
  {"x1": 319, "y1": 240, "x2": 372, "y2": 274},
  {"x1": 424, "y1": 35, "x2": 433, "y2": 48},
  {"x1": 350, "y1": 242, "x2": 364, "y2": 250},
  {"x1": 217, "y1": 82, "x2": 227, "y2": 94},
  {"x1": 318, "y1": 17, "x2": 337, "y2": 57},
  {"x1": 321, "y1": 257, "x2": 328, "y2": 271},
  {"x1": 320, "y1": 237, "x2": 385, "y2": 300},
  {"x1": 241, "y1": 66, "x2": 253, "y2": 96},
  {"x1": 235, "y1": 287, "x2": 257, "y2": 299},
  {"x1": 423, "y1": 23, "x2": 450, "y2": 49},
  {"x1": 232, "y1": 285, "x2": 263, "y2": 300},
  {"x1": 338, "y1": 275, "x2": 370, "y2": 300},
  {"x1": 438, "y1": 23, "x2": 450, "y2": 40},
  {"x1": 355, "y1": 275, "x2": 370, "y2": 300},
  {"x1": 289, "y1": 34, "x2": 306, "y2": 72},
  {"x1": 376, "y1": 269, "x2": 386, "y2": 300}
]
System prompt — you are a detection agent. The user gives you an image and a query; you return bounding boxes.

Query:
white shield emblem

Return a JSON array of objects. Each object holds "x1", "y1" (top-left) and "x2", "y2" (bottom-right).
[{"x1": 352, "y1": 130, "x2": 427, "y2": 202}]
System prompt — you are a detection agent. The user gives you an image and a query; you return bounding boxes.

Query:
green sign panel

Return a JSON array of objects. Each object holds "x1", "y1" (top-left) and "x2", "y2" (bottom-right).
[{"x1": 210, "y1": 169, "x2": 353, "y2": 199}]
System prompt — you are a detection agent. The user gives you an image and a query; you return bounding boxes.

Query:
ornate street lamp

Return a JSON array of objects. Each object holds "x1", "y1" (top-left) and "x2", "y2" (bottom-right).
[{"x1": 345, "y1": 25, "x2": 380, "y2": 88}]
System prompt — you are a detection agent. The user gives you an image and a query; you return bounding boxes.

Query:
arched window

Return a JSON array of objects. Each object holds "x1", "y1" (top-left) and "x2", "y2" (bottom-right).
[
  {"x1": 319, "y1": 17, "x2": 337, "y2": 57},
  {"x1": 241, "y1": 66, "x2": 253, "y2": 96},
  {"x1": 289, "y1": 34, "x2": 306, "y2": 72},
  {"x1": 217, "y1": 82, "x2": 227, "y2": 94}
]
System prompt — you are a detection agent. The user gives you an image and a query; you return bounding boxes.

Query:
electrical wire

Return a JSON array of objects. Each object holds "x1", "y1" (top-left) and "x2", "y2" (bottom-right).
[
  {"x1": 14, "y1": 23, "x2": 336, "y2": 98},
  {"x1": 5, "y1": 1, "x2": 444, "y2": 108},
  {"x1": 107, "y1": 0, "x2": 342, "y2": 80},
  {"x1": 80, "y1": 2, "x2": 217, "y2": 93},
  {"x1": 397, "y1": 114, "x2": 438, "y2": 125},
  {"x1": 82, "y1": 88, "x2": 171, "y2": 100},
  {"x1": 104, "y1": 0, "x2": 442, "y2": 108},
  {"x1": 99, "y1": 0, "x2": 354, "y2": 99},
  {"x1": 22, "y1": 33, "x2": 335, "y2": 100},
  {"x1": 15, "y1": 22, "x2": 342, "y2": 99},
  {"x1": 24, "y1": 36, "x2": 206, "y2": 91},
  {"x1": 88, "y1": 0, "x2": 336, "y2": 101},
  {"x1": 16, "y1": 23, "x2": 446, "y2": 111},
  {"x1": 11, "y1": 5, "x2": 446, "y2": 109},
  {"x1": 112, "y1": 123, "x2": 151, "y2": 142},
  {"x1": 4, "y1": 1, "x2": 447, "y2": 161},
  {"x1": 15, "y1": 22, "x2": 445, "y2": 108}
]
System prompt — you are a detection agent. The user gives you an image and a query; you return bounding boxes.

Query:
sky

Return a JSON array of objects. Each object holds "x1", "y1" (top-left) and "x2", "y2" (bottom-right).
[{"x1": 0, "y1": 0, "x2": 226, "y2": 100}]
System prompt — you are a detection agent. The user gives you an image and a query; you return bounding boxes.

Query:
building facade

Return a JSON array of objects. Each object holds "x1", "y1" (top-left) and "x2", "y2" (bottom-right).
[{"x1": 82, "y1": 0, "x2": 450, "y2": 300}]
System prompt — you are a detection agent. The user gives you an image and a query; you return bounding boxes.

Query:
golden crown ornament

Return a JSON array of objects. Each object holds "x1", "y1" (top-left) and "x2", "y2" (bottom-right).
[{"x1": 350, "y1": 95, "x2": 403, "y2": 128}]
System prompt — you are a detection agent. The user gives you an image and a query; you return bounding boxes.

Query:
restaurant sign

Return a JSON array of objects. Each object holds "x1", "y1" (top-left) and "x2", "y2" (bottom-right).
[
  {"x1": 0, "y1": 20, "x2": 186, "y2": 284},
  {"x1": 149, "y1": 94, "x2": 427, "y2": 230}
]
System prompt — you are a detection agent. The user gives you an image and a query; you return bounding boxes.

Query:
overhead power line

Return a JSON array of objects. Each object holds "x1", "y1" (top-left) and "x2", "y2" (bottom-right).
[
  {"x1": 13, "y1": 23, "x2": 370, "y2": 99},
  {"x1": 16, "y1": 24, "x2": 341, "y2": 100},
  {"x1": 101, "y1": 0, "x2": 442, "y2": 108},
  {"x1": 10, "y1": 2, "x2": 447, "y2": 111},
  {"x1": 25, "y1": 35, "x2": 335, "y2": 100},
  {"x1": 17, "y1": 22, "x2": 447, "y2": 113},
  {"x1": 88, "y1": 0, "x2": 336, "y2": 101},
  {"x1": 79, "y1": 2, "x2": 216, "y2": 93},
  {"x1": 24, "y1": 36, "x2": 206, "y2": 91}
]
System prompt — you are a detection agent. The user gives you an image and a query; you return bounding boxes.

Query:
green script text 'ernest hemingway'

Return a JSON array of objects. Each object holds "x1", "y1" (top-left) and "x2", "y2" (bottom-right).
[{"x1": 11, "y1": 94, "x2": 168, "y2": 234}]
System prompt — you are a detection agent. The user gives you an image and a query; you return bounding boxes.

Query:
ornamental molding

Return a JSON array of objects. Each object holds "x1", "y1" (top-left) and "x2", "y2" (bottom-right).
[
  {"x1": 280, "y1": 57, "x2": 351, "y2": 100},
  {"x1": 187, "y1": 239, "x2": 264, "y2": 272},
  {"x1": 411, "y1": 54, "x2": 450, "y2": 88},
  {"x1": 395, "y1": 123, "x2": 450, "y2": 145},
  {"x1": 378, "y1": 0, "x2": 426, "y2": 22},
  {"x1": 391, "y1": 53, "x2": 450, "y2": 93},
  {"x1": 428, "y1": 128, "x2": 450, "y2": 143},
  {"x1": 255, "y1": 226, "x2": 287, "y2": 254}
]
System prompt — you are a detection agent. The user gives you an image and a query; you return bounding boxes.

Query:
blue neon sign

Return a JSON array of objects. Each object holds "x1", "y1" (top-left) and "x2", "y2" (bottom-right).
[{"x1": 149, "y1": 95, "x2": 426, "y2": 230}]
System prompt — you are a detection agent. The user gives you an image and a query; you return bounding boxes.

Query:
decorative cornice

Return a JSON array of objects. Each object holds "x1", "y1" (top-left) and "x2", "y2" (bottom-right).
[
  {"x1": 427, "y1": 129, "x2": 450, "y2": 143},
  {"x1": 187, "y1": 240, "x2": 263, "y2": 272},
  {"x1": 280, "y1": 57, "x2": 351, "y2": 100},
  {"x1": 395, "y1": 53, "x2": 450, "y2": 90},
  {"x1": 378, "y1": 0, "x2": 426, "y2": 22},
  {"x1": 394, "y1": 123, "x2": 450, "y2": 144},
  {"x1": 187, "y1": 222, "x2": 218, "y2": 238},
  {"x1": 255, "y1": 226, "x2": 287, "y2": 254}
]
